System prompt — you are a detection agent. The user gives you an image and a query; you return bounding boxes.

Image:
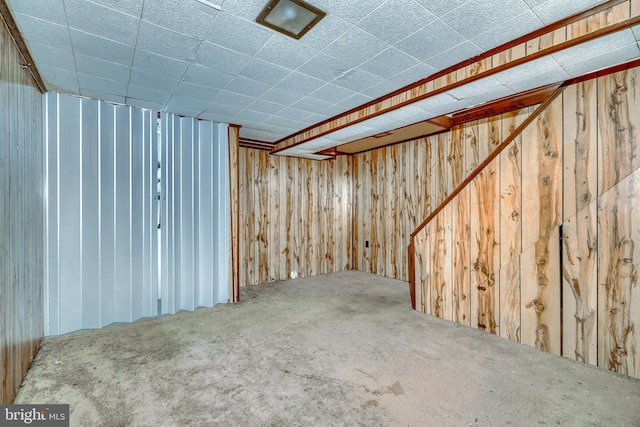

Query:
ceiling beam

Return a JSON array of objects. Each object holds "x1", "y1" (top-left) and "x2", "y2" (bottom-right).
[{"x1": 271, "y1": 0, "x2": 640, "y2": 155}]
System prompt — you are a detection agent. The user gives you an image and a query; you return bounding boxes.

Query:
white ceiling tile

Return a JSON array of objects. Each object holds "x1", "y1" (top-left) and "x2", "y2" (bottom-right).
[
  {"x1": 298, "y1": 14, "x2": 352, "y2": 50},
  {"x1": 69, "y1": 29, "x2": 135, "y2": 66},
  {"x1": 129, "y1": 69, "x2": 177, "y2": 92},
  {"x1": 324, "y1": 27, "x2": 389, "y2": 67},
  {"x1": 299, "y1": 112, "x2": 330, "y2": 124},
  {"x1": 166, "y1": 95, "x2": 211, "y2": 114},
  {"x1": 412, "y1": 93, "x2": 460, "y2": 116},
  {"x1": 359, "y1": 47, "x2": 420, "y2": 79},
  {"x1": 182, "y1": 64, "x2": 234, "y2": 89},
  {"x1": 562, "y1": 43, "x2": 640, "y2": 78},
  {"x1": 79, "y1": 73, "x2": 128, "y2": 95},
  {"x1": 338, "y1": 93, "x2": 373, "y2": 109},
  {"x1": 7, "y1": 0, "x2": 68, "y2": 25},
  {"x1": 65, "y1": 0, "x2": 140, "y2": 46},
  {"x1": 552, "y1": 30, "x2": 638, "y2": 72},
  {"x1": 13, "y1": 13, "x2": 71, "y2": 51},
  {"x1": 262, "y1": 115, "x2": 304, "y2": 130},
  {"x1": 27, "y1": 43, "x2": 75, "y2": 70},
  {"x1": 448, "y1": 76, "x2": 503, "y2": 100},
  {"x1": 310, "y1": 84, "x2": 355, "y2": 104},
  {"x1": 298, "y1": 53, "x2": 351, "y2": 81},
  {"x1": 272, "y1": 107, "x2": 312, "y2": 121},
  {"x1": 383, "y1": 105, "x2": 429, "y2": 123},
  {"x1": 463, "y1": 85, "x2": 514, "y2": 107},
  {"x1": 259, "y1": 87, "x2": 304, "y2": 105},
  {"x1": 132, "y1": 50, "x2": 189, "y2": 80},
  {"x1": 276, "y1": 72, "x2": 325, "y2": 95},
  {"x1": 358, "y1": 0, "x2": 436, "y2": 44},
  {"x1": 441, "y1": 0, "x2": 529, "y2": 38},
  {"x1": 202, "y1": 103, "x2": 244, "y2": 116},
  {"x1": 246, "y1": 99, "x2": 286, "y2": 115},
  {"x1": 531, "y1": 0, "x2": 607, "y2": 25},
  {"x1": 141, "y1": 0, "x2": 216, "y2": 38},
  {"x1": 255, "y1": 35, "x2": 317, "y2": 69},
  {"x1": 215, "y1": 0, "x2": 268, "y2": 21},
  {"x1": 310, "y1": 0, "x2": 383, "y2": 23},
  {"x1": 127, "y1": 84, "x2": 172, "y2": 104},
  {"x1": 633, "y1": 25, "x2": 640, "y2": 41},
  {"x1": 395, "y1": 20, "x2": 465, "y2": 62},
  {"x1": 205, "y1": 11, "x2": 273, "y2": 56},
  {"x1": 425, "y1": 41, "x2": 483, "y2": 70},
  {"x1": 225, "y1": 76, "x2": 271, "y2": 97},
  {"x1": 88, "y1": 0, "x2": 144, "y2": 18},
  {"x1": 505, "y1": 67, "x2": 569, "y2": 92},
  {"x1": 79, "y1": 88, "x2": 126, "y2": 105},
  {"x1": 40, "y1": 65, "x2": 79, "y2": 92},
  {"x1": 239, "y1": 58, "x2": 291, "y2": 85},
  {"x1": 75, "y1": 54, "x2": 131, "y2": 82},
  {"x1": 361, "y1": 62, "x2": 437, "y2": 98},
  {"x1": 331, "y1": 67, "x2": 384, "y2": 92},
  {"x1": 137, "y1": 21, "x2": 202, "y2": 62},
  {"x1": 292, "y1": 96, "x2": 333, "y2": 113},
  {"x1": 174, "y1": 81, "x2": 220, "y2": 102},
  {"x1": 493, "y1": 55, "x2": 561, "y2": 85},
  {"x1": 413, "y1": 0, "x2": 470, "y2": 17},
  {"x1": 238, "y1": 128, "x2": 281, "y2": 142},
  {"x1": 214, "y1": 90, "x2": 255, "y2": 109},
  {"x1": 471, "y1": 10, "x2": 544, "y2": 51},
  {"x1": 234, "y1": 109, "x2": 270, "y2": 123},
  {"x1": 194, "y1": 42, "x2": 252, "y2": 75}
]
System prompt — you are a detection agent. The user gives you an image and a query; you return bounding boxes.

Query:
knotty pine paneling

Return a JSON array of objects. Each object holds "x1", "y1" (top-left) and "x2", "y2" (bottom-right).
[
  {"x1": 520, "y1": 100, "x2": 563, "y2": 356},
  {"x1": 598, "y1": 67, "x2": 639, "y2": 196},
  {"x1": 353, "y1": 138, "x2": 432, "y2": 281},
  {"x1": 562, "y1": 82, "x2": 598, "y2": 365},
  {"x1": 0, "y1": 20, "x2": 44, "y2": 403},
  {"x1": 598, "y1": 168, "x2": 640, "y2": 378},
  {"x1": 239, "y1": 148, "x2": 352, "y2": 286},
  {"x1": 410, "y1": 65, "x2": 640, "y2": 379}
]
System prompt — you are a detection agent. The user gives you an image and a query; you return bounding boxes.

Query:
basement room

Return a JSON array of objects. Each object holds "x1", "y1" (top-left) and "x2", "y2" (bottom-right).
[{"x1": 1, "y1": 0, "x2": 640, "y2": 425}]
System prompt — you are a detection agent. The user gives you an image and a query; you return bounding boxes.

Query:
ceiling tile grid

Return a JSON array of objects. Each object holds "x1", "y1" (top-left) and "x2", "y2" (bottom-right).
[{"x1": 6, "y1": 0, "x2": 635, "y2": 154}]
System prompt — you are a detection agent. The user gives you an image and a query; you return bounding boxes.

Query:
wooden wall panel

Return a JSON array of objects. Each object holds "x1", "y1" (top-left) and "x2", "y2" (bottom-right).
[
  {"x1": 598, "y1": 169, "x2": 640, "y2": 378},
  {"x1": 498, "y1": 113, "x2": 524, "y2": 342},
  {"x1": 452, "y1": 188, "x2": 471, "y2": 326},
  {"x1": 352, "y1": 138, "x2": 432, "y2": 281},
  {"x1": 0, "y1": 20, "x2": 44, "y2": 403},
  {"x1": 239, "y1": 148, "x2": 352, "y2": 286},
  {"x1": 598, "y1": 68, "x2": 639, "y2": 196},
  {"x1": 470, "y1": 161, "x2": 500, "y2": 333},
  {"x1": 521, "y1": 100, "x2": 563, "y2": 355},
  {"x1": 410, "y1": 64, "x2": 640, "y2": 379},
  {"x1": 561, "y1": 82, "x2": 598, "y2": 365},
  {"x1": 228, "y1": 125, "x2": 240, "y2": 302}
]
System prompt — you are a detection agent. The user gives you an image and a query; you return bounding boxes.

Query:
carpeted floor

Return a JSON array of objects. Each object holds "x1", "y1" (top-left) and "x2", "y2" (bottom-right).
[{"x1": 15, "y1": 271, "x2": 640, "y2": 426}]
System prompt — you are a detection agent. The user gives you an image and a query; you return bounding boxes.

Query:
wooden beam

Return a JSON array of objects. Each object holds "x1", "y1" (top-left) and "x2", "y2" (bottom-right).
[{"x1": 0, "y1": 0, "x2": 46, "y2": 93}]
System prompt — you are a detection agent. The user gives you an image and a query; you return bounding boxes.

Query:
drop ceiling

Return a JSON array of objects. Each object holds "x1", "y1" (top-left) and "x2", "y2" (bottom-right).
[{"x1": 4, "y1": 0, "x2": 640, "y2": 159}]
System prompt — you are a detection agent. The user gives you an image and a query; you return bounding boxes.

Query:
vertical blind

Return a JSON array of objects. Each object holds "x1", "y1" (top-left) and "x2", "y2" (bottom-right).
[{"x1": 44, "y1": 94, "x2": 230, "y2": 336}]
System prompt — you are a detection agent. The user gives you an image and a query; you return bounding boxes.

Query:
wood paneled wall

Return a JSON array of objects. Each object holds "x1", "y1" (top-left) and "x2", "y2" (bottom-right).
[
  {"x1": 239, "y1": 148, "x2": 352, "y2": 286},
  {"x1": 353, "y1": 109, "x2": 532, "y2": 282},
  {"x1": 0, "y1": 20, "x2": 44, "y2": 403},
  {"x1": 411, "y1": 66, "x2": 640, "y2": 379}
]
